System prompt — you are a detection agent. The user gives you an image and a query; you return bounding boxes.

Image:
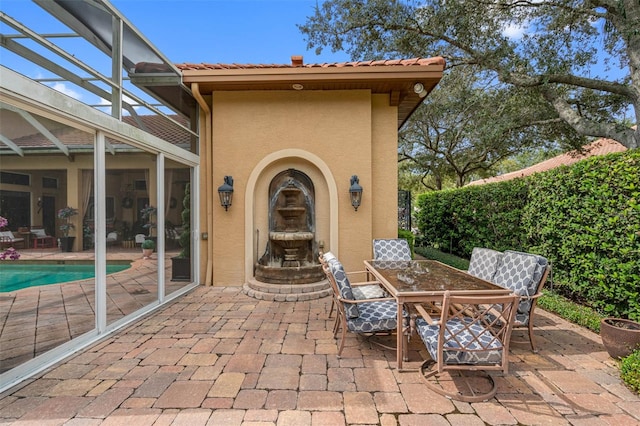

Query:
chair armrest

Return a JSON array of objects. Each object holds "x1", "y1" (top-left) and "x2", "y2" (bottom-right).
[
  {"x1": 350, "y1": 280, "x2": 382, "y2": 287},
  {"x1": 519, "y1": 292, "x2": 543, "y2": 301},
  {"x1": 341, "y1": 297, "x2": 396, "y2": 304}
]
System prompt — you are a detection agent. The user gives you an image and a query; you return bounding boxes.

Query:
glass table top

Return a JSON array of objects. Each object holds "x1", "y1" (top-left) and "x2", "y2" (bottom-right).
[{"x1": 365, "y1": 260, "x2": 507, "y2": 294}]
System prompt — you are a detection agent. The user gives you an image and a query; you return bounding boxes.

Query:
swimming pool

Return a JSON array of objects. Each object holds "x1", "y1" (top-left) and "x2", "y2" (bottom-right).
[{"x1": 0, "y1": 261, "x2": 132, "y2": 292}]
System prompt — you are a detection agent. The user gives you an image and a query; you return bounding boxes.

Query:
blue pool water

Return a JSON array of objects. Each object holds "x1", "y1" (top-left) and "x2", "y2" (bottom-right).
[{"x1": 0, "y1": 262, "x2": 131, "y2": 292}]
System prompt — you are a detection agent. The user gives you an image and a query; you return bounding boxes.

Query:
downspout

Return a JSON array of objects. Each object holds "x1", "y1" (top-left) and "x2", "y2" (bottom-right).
[{"x1": 192, "y1": 83, "x2": 214, "y2": 286}]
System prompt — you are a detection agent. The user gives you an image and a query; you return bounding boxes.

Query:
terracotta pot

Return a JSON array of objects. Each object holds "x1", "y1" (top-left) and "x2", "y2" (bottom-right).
[{"x1": 600, "y1": 318, "x2": 640, "y2": 359}]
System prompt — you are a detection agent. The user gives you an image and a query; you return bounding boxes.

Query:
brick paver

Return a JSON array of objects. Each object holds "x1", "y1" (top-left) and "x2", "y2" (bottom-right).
[{"x1": 1, "y1": 286, "x2": 639, "y2": 425}]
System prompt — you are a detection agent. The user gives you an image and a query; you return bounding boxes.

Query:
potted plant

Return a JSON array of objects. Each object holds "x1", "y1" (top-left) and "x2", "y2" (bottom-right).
[
  {"x1": 57, "y1": 206, "x2": 78, "y2": 252},
  {"x1": 140, "y1": 205, "x2": 157, "y2": 238},
  {"x1": 171, "y1": 183, "x2": 191, "y2": 281},
  {"x1": 600, "y1": 318, "x2": 640, "y2": 359},
  {"x1": 141, "y1": 238, "x2": 155, "y2": 259}
]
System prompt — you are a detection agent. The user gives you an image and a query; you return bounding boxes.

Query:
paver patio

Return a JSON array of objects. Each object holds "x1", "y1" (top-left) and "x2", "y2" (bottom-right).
[{"x1": 0, "y1": 283, "x2": 638, "y2": 425}]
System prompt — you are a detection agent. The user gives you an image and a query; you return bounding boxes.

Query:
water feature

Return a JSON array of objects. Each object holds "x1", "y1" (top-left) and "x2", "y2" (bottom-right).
[{"x1": 254, "y1": 169, "x2": 325, "y2": 284}]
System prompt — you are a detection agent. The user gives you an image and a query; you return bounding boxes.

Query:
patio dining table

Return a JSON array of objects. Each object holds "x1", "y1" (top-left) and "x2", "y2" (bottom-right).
[{"x1": 364, "y1": 259, "x2": 513, "y2": 370}]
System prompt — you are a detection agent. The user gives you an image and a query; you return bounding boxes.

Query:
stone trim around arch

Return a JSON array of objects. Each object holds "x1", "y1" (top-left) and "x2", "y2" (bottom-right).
[{"x1": 244, "y1": 149, "x2": 338, "y2": 282}]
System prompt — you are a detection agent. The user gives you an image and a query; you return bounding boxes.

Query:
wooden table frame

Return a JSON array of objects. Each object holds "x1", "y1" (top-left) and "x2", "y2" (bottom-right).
[{"x1": 364, "y1": 259, "x2": 512, "y2": 370}]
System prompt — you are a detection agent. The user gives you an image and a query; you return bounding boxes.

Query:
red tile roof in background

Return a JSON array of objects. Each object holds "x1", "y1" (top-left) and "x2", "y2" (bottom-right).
[{"x1": 467, "y1": 138, "x2": 628, "y2": 186}]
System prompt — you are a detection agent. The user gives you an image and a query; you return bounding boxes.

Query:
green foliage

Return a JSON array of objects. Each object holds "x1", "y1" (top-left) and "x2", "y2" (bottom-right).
[
  {"x1": 538, "y1": 290, "x2": 603, "y2": 333},
  {"x1": 299, "y1": 0, "x2": 639, "y2": 150},
  {"x1": 414, "y1": 246, "x2": 470, "y2": 271},
  {"x1": 416, "y1": 179, "x2": 529, "y2": 258},
  {"x1": 400, "y1": 68, "x2": 564, "y2": 188},
  {"x1": 523, "y1": 151, "x2": 640, "y2": 321},
  {"x1": 397, "y1": 228, "x2": 415, "y2": 257},
  {"x1": 415, "y1": 150, "x2": 640, "y2": 321},
  {"x1": 141, "y1": 239, "x2": 155, "y2": 250},
  {"x1": 178, "y1": 183, "x2": 191, "y2": 259},
  {"x1": 620, "y1": 350, "x2": 640, "y2": 394}
]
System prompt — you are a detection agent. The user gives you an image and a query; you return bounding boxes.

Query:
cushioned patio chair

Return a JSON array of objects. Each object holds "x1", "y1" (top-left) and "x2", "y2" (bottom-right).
[
  {"x1": 415, "y1": 291, "x2": 519, "y2": 402},
  {"x1": 320, "y1": 252, "x2": 389, "y2": 332},
  {"x1": 31, "y1": 228, "x2": 56, "y2": 248},
  {"x1": 322, "y1": 255, "x2": 407, "y2": 358},
  {"x1": 467, "y1": 247, "x2": 503, "y2": 282},
  {"x1": 134, "y1": 234, "x2": 146, "y2": 246},
  {"x1": 491, "y1": 250, "x2": 550, "y2": 352},
  {"x1": 373, "y1": 238, "x2": 412, "y2": 261},
  {"x1": 0, "y1": 231, "x2": 25, "y2": 249},
  {"x1": 106, "y1": 231, "x2": 118, "y2": 245}
]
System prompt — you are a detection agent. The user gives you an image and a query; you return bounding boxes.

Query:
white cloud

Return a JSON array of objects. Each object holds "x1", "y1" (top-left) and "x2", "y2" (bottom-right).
[
  {"x1": 49, "y1": 82, "x2": 82, "y2": 100},
  {"x1": 503, "y1": 22, "x2": 528, "y2": 40}
]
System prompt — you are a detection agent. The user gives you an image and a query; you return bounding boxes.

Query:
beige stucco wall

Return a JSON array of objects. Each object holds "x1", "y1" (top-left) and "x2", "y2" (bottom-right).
[{"x1": 203, "y1": 89, "x2": 399, "y2": 286}]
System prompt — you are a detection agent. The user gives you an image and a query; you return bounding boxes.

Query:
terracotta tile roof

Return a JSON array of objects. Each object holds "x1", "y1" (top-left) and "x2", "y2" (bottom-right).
[
  {"x1": 467, "y1": 137, "x2": 628, "y2": 186},
  {"x1": 8, "y1": 115, "x2": 190, "y2": 150},
  {"x1": 175, "y1": 57, "x2": 445, "y2": 71}
]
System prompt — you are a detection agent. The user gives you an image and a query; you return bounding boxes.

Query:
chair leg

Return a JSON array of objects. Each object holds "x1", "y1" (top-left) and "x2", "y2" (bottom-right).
[
  {"x1": 337, "y1": 326, "x2": 347, "y2": 358},
  {"x1": 528, "y1": 321, "x2": 537, "y2": 352}
]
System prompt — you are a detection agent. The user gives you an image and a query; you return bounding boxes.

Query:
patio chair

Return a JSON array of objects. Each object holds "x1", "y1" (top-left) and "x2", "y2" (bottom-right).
[
  {"x1": 30, "y1": 228, "x2": 56, "y2": 248},
  {"x1": 414, "y1": 291, "x2": 519, "y2": 402},
  {"x1": 467, "y1": 247, "x2": 503, "y2": 282},
  {"x1": 106, "y1": 231, "x2": 118, "y2": 245},
  {"x1": 491, "y1": 250, "x2": 550, "y2": 352},
  {"x1": 322, "y1": 255, "x2": 407, "y2": 358},
  {"x1": 320, "y1": 252, "x2": 389, "y2": 331},
  {"x1": 134, "y1": 234, "x2": 146, "y2": 246},
  {"x1": 0, "y1": 231, "x2": 25, "y2": 249},
  {"x1": 372, "y1": 238, "x2": 412, "y2": 261}
]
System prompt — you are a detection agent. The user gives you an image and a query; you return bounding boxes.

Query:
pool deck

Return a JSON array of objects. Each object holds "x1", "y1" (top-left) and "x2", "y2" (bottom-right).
[
  {"x1": 0, "y1": 250, "x2": 639, "y2": 425},
  {"x1": 0, "y1": 247, "x2": 187, "y2": 373}
]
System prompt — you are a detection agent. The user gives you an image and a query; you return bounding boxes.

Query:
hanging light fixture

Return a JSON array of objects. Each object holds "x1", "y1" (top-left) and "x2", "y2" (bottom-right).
[
  {"x1": 349, "y1": 175, "x2": 363, "y2": 211},
  {"x1": 218, "y1": 176, "x2": 234, "y2": 211}
]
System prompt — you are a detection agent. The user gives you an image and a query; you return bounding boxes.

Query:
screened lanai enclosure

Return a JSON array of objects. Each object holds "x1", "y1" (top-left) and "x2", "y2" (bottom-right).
[{"x1": 0, "y1": 0, "x2": 200, "y2": 391}]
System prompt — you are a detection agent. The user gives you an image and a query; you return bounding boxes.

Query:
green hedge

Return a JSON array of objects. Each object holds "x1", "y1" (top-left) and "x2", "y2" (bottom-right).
[
  {"x1": 416, "y1": 179, "x2": 529, "y2": 258},
  {"x1": 415, "y1": 150, "x2": 640, "y2": 321},
  {"x1": 524, "y1": 152, "x2": 640, "y2": 320}
]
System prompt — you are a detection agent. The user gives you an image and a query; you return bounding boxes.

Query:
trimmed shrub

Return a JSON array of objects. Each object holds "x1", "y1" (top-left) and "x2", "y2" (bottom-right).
[{"x1": 415, "y1": 149, "x2": 640, "y2": 321}]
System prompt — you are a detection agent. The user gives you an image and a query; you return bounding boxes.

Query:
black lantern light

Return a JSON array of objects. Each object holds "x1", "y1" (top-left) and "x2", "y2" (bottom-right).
[
  {"x1": 349, "y1": 175, "x2": 363, "y2": 211},
  {"x1": 218, "y1": 176, "x2": 234, "y2": 211}
]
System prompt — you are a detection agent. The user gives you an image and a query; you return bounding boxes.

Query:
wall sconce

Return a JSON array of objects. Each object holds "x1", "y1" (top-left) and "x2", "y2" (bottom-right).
[
  {"x1": 349, "y1": 175, "x2": 363, "y2": 211},
  {"x1": 217, "y1": 176, "x2": 234, "y2": 211},
  {"x1": 413, "y1": 82, "x2": 427, "y2": 98}
]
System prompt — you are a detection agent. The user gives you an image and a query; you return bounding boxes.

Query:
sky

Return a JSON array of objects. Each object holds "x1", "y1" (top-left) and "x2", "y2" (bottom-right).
[
  {"x1": 0, "y1": 0, "x2": 351, "y2": 67},
  {"x1": 0, "y1": 0, "x2": 353, "y2": 109},
  {"x1": 109, "y1": 0, "x2": 352, "y2": 65}
]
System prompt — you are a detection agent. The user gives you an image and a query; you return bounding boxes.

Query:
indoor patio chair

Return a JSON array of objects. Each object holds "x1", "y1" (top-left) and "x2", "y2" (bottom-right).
[
  {"x1": 491, "y1": 250, "x2": 550, "y2": 352},
  {"x1": 322, "y1": 255, "x2": 408, "y2": 358},
  {"x1": 373, "y1": 238, "x2": 412, "y2": 261},
  {"x1": 414, "y1": 291, "x2": 519, "y2": 402},
  {"x1": 467, "y1": 247, "x2": 503, "y2": 282}
]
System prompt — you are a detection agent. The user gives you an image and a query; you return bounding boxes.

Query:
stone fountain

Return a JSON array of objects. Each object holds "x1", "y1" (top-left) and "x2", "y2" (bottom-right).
[{"x1": 254, "y1": 169, "x2": 325, "y2": 285}]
